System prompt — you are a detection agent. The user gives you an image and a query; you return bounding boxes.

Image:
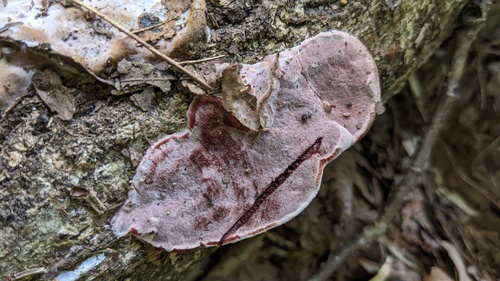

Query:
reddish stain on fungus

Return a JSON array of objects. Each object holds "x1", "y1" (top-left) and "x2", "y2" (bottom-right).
[{"x1": 112, "y1": 30, "x2": 381, "y2": 251}]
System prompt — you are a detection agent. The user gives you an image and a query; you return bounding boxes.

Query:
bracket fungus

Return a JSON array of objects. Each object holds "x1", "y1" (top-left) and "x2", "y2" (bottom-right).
[{"x1": 112, "y1": 30, "x2": 381, "y2": 251}]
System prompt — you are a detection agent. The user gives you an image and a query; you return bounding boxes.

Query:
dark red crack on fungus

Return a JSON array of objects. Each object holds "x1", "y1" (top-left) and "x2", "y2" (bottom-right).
[
  {"x1": 219, "y1": 137, "x2": 323, "y2": 244},
  {"x1": 111, "y1": 30, "x2": 381, "y2": 251}
]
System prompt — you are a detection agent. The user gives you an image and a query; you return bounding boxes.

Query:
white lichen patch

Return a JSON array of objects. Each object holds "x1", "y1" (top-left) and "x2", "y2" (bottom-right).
[
  {"x1": 1, "y1": 1, "x2": 169, "y2": 73},
  {"x1": 1, "y1": 0, "x2": 208, "y2": 71},
  {"x1": 56, "y1": 253, "x2": 106, "y2": 281},
  {"x1": 0, "y1": 0, "x2": 208, "y2": 117}
]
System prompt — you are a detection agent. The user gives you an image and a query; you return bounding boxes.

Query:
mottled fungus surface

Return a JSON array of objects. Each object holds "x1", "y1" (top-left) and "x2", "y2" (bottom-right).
[{"x1": 112, "y1": 30, "x2": 380, "y2": 251}]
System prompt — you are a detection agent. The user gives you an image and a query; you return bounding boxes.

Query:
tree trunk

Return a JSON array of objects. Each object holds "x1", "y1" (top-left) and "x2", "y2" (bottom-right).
[{"x1": 0, "y1": 0, "x2": 481, "y2": 280}]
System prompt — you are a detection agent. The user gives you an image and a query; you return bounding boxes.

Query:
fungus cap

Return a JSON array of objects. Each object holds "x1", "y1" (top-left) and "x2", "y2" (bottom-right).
[{"x1": 112, "y1": 30, "x2": 380, "y2": 251}]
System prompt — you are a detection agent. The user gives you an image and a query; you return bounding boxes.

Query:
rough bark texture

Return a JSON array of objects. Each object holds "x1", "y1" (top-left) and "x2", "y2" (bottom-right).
[{"x1": 0, "y1": 0, "x2": 474, "y2": 280}]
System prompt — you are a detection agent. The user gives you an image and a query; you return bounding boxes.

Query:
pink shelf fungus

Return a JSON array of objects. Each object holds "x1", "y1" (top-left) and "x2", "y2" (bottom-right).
[{"x1": 111, "y1": 30, "x2": 381, "y2": 251}]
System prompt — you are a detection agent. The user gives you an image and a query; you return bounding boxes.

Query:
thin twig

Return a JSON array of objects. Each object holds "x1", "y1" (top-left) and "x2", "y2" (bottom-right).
[
  {"x1": 120, "y1": 78, "x2": 175, "y2": 83},
  {"x1": 178, "y1": 55, "x2": 226, "y2": 65},
  {"x1": 131, "y1": 17, "x2": 177, "y2": 34},
  {"x1": 308, "y1": 2, "x2": 491, "y2": 280},
  {"x1": 70, "y1": 0, "x2": 213, "y2": 91},
  {"x1": 13, "y1": 267, "x2": 47, "y2": 280}
]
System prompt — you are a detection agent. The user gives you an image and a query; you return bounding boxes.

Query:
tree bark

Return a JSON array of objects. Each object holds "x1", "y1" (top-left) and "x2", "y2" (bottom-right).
[{"x1": 0, "y1": 0, "x2": 475, "y2": 280}]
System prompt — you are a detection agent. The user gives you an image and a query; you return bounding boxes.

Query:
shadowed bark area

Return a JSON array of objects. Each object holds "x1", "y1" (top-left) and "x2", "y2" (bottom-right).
[{"x1": 1, "y1": 1, "x2": 491, "y2": 280}]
